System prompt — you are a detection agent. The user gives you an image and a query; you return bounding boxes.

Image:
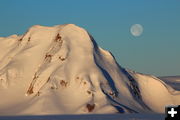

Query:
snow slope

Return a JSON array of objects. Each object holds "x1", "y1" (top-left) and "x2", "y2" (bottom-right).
[
  {"x1": 159, "y1": 76, "x2": 180, "y2": 91},
  {"x1": 0, "y1": 24, "x2": 179, "y2": 115}
]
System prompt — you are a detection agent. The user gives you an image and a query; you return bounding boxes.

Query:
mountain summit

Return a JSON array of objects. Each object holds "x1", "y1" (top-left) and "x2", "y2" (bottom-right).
[{"x1": 0, "y1": 24, "x2": 179, "y2": 115}]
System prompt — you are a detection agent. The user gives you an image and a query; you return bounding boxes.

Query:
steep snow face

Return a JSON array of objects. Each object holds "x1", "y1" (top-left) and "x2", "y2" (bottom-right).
[{"x1": 0, "y1": 24, "x2": 179, "y2": 115}]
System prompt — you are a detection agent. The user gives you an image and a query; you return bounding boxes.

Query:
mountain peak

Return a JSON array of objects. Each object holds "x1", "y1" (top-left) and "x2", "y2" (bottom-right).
[{"x1": 0, "y1": 24, "x2": 180, "y2": 115}]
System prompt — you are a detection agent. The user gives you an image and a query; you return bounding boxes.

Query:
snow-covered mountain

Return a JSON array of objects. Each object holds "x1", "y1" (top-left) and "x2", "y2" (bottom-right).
[{"x1": 0, "y1": 24, "x2": 179, "y2": 115}]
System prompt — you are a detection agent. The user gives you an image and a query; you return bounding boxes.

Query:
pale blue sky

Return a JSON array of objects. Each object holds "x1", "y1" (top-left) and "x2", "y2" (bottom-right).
[{"x1": 0, "y1": 0, "x2": 179, "y2": 76}]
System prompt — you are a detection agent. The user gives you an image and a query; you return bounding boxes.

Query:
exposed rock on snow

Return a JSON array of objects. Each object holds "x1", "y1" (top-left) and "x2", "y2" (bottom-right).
[{"x1": 0, "y1": 24, "x2": 179, "y2": 115}]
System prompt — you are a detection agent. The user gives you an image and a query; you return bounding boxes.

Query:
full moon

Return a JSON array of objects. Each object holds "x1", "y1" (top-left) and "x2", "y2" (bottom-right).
[{"x1": 130, "y1": 24, "x2": 143, "y2": 37}]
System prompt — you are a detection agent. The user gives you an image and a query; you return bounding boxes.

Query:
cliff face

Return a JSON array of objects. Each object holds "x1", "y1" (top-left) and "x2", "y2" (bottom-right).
[{"x1": 0, "y1": 24, "x2": 179, "y2": 115}]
